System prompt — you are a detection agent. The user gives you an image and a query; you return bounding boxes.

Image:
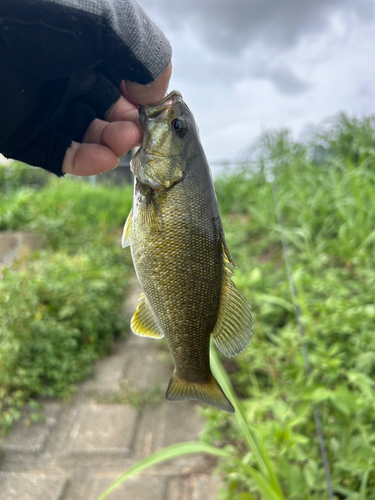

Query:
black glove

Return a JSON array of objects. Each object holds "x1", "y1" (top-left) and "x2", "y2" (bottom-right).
[{"x1": 0, "y1": 0, "x2": 172, "y2": 176}]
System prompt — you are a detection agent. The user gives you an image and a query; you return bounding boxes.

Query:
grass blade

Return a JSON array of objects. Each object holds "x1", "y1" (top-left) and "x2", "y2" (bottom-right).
[
  {"x1": 96, "y1": 442, "x2": 230, "y2": 500},
  {"x1": 210, "y1": 344, "x2": 285, "y2": 499}
]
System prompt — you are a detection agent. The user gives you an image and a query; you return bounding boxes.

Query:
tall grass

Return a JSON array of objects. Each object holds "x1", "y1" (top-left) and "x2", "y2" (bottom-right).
[{"x1": 205, "y1": 114, "x2": 375, "y2": 498}]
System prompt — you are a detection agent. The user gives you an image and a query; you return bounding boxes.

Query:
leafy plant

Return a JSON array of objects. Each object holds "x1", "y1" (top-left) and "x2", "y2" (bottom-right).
[
  {"x1": 0, "y1": 161, "x2": 50, "y2": 192},
  {"x1": 0, "y1": 245, "x2": 130, "y2": 435},
  {"x1": 0, "y1": 174, "x2": 133, "y2": 436}
]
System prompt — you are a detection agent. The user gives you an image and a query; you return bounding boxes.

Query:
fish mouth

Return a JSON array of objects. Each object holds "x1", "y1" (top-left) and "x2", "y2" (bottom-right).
[{"x1": 139, "y1": 90, "x2": 183, "y2": 125}]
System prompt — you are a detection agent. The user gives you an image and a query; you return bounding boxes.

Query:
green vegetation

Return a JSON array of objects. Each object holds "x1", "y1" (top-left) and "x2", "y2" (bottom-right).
[
  {"x1": 3, "y1": 114, "x2": 375, "y2": 499},
  {"x1": 0, "y1": 173, "x2": 133, "y2": 435},
  {"x1": 202, "y1": 115, "x2": 375, "y2": 499}
]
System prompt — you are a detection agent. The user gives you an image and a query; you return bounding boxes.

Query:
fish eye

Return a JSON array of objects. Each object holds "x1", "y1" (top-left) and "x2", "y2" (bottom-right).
[{"x1": 171, "y1": 118, "x2": 186, "y2": 134}]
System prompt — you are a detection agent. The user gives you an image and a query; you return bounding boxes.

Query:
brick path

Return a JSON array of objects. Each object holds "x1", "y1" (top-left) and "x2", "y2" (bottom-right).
[{"x1": 0, "y1": 258, "x2": 222, "y2": 500}]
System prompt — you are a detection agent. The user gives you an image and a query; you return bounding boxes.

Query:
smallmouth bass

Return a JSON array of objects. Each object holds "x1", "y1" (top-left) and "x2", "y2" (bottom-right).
[{"x1": 122, "y1": 90, "x2": 252, "y2": 413}]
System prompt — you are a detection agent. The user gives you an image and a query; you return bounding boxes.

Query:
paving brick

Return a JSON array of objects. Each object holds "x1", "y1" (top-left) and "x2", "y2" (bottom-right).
[
  {"x1": 0, "y1": 232, "x2": 20, "y2": 266},
  {"x1": 158, "y1": 402, "x2": 206, "y2": 449},
  {"x1": 0, "y1": 472, "x2": 68, "y2": 500},
  {"x1": 0, "y1": 231, "x2": 43, "y2": 267},
  {"x1": 122, "y1": 347, "x2": 171, "y2": 391},
  {"x1": 132, "y1": 401, "x2": 209, "y2": 475},
  {"x1": 134, "y1": 402, "x2": 205, "y2": 458},
  {"x1": 19, "y1": 231, "x2": 43, "y2": 252},
  {"x1": 63, "y1": 404, "x2": 138, "y2": 456},
  {"x1": 166, "y1": 476, "x2": 190, "y2": 500},
  {"x1": 193, "y1": 474, "x2": 223, "y2": 500},
  {"x1": 0, "y1": 403, "x2": 61, "y2": 455},
  {"x1": 87, "y1": 474, "x2": 167, "y2": 500},
  {"x1": 82, "y1": 354, "x2": 127, "y2": 393}
]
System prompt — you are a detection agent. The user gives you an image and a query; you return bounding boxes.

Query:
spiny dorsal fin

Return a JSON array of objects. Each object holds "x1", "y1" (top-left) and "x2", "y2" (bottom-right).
[
  {"x1": 166, "y1": 372, "x2": 234, "y2": 413},
  {"x1": 212, "y1": 271, "x2": 253, "y2": 358},
  {"x1": 121, "y1": 209, "x2": 132, "y2": 248},
  {"x1": 131, "y1": 293, "x2": 164, "y2": 339}
]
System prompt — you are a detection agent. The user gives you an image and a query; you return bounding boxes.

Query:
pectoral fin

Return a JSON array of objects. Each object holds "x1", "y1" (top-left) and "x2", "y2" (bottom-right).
[
  {"x1": 212, "y1": 265, "x2": 253, "y2": 357},
  {"x1": 139, "y1": 198, "x2": 163, "y2": 229},
  {"x1": 131, "y1": 293, "x2": 164, "y2": 339},
  {"x1": 121, "y1": 210, "x2": 132, "y2": 248}
]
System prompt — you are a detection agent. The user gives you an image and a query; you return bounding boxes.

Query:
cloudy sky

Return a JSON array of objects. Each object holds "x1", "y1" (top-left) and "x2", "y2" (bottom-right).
[{"x1": 137, "y1": 0, "x2": 375, "y2": 170}]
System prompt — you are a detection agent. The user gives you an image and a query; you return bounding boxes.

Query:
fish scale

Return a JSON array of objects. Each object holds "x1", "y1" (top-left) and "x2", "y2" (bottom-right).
[{"x1": 122, "y1": 90, "x2": 253, "y2": 413}]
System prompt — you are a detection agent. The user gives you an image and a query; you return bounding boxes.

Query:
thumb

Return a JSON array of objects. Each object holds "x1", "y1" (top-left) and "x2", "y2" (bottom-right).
[{"x1": 121, "y1": 63, "x2": 172, "y2": 106}]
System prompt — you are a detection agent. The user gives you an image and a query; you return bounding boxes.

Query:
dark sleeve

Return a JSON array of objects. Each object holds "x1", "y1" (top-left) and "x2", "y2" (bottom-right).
[{"x1": 0, "y1": 0, "x2": 172, "y2": 176}]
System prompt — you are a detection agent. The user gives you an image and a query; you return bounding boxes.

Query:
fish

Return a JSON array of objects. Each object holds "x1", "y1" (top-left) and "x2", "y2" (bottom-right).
[{"x1": 122, "y1": 90, "x2": 252, "y2": 413}]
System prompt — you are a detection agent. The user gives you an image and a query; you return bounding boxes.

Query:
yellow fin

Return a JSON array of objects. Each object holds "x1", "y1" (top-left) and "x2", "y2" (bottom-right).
[
  {"x1": 166, "y1": 372, "x2": 234, "y2": 413},
  {"x1": 121, "y1": 209, "x2": 132, "y2": 248},
  {"x1": 212, "y1": 271, "x2": 253, "y2": 358},
  {"x1": 131, "y1": 293, "x2": 164, "y2": 339}
]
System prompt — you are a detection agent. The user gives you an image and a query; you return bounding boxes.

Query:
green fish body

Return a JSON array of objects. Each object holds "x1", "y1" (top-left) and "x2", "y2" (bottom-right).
[{"x1": 122, "y1": 91, "x2": 252, "y2": 413}]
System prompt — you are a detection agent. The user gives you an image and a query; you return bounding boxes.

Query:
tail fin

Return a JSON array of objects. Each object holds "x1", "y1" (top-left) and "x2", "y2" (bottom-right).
[{"x1": 166, "y1": 373, "x2": 235, "y2": 413}]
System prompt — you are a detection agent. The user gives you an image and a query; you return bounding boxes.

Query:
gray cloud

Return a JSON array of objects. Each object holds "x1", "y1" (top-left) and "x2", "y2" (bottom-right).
[
  {"x1": 140, "y1": 0, "x2": 374, "y2": 54},
  {"x1": 252, "y1": 63, "x2": 311, "y2": 95},
  {"x1": 171, "y1": 50, "x2": 311, "y2": 96}
]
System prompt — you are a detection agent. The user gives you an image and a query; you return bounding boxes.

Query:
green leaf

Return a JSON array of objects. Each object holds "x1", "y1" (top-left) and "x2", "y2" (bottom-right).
[
  {"x1": 256, "y1": 294, "x2": 295, "y2": 313},
  {"x1": 288, "y1": 465, "x2": 304, "y2": 498},
  {"x1": 330, "y1": 385, "x2": 354, "y2": 415}
]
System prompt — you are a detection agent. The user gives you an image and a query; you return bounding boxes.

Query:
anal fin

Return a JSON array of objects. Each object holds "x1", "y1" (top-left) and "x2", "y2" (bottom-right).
[{"x1": 131, "y1": 293, "x2": 164, "y2": 339}]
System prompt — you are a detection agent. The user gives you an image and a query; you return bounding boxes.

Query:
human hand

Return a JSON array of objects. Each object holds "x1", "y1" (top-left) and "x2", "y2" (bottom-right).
[{"x1": 62, "y1": 63, "x2": 172, "y2": 176}]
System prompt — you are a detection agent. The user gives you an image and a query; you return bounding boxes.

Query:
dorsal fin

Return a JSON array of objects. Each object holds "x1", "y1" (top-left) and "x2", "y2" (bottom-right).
[
  {"x1": 212, "y1": 253, "x2": 253, "y2": 358},
  {"x1": 131, "y1": 293, "x2": 164, "y2": 339}
]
